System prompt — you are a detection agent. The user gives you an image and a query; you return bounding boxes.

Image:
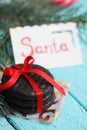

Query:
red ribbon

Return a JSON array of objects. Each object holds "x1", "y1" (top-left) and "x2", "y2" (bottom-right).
[{"x1": 0, "y1": 56, "x2": 66, "y2": 112}]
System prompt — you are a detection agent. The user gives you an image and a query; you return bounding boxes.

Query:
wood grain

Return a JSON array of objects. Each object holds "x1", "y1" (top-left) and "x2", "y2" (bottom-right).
[
  {"x1": 0, "y1": 116, "x2": 15, "y2": 130},
  {"x1": 0, "y1": 0, "x2": 87, "y2": 130},
  {"x1": 5, "y1": 94, "x2": 87, "y2": 130}
]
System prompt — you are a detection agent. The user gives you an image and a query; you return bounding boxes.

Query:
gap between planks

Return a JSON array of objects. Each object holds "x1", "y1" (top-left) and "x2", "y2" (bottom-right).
[{"x1": 69, "y1": 91, "x2": 87, "y2": 111}]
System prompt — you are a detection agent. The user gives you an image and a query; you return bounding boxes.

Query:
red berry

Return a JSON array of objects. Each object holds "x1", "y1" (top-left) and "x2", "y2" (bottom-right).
[{"x1": 53, "y1": 0, "x2": 76, "y2": 7}]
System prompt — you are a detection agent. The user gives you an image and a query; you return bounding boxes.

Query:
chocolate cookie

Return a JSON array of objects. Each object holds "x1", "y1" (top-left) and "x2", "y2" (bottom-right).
[
  {"x1": 1, "y1": 64, "x2": 54, "y2": 114},
  {"x1": 3, "y1": 88, "x2": 54, "y2": 107}
]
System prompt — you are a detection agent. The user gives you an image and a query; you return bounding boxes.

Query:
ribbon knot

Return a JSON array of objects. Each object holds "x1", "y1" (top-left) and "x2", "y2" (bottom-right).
[
  {"x1": 14, "y1": 66, "x2": 26, "y2": 74},
  {"x1": 0, "y1": 55, "x2": 66, "y2": 112},
  {"x1": 21, "y1": 68, "x2": 25, "y2": 74}
]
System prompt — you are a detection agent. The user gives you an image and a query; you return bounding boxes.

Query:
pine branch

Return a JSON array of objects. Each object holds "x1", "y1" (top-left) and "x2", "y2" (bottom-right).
[
  {"x1": 0, "y1": 0, "x2": 87, "y2": 23},
  {"x1": 0, "y1": 0, "x2": 87, "y2": 72},
  {"x1": 0, "y1": 94, "x2": 12, "y2": 115},
  {"x1": 0, "y1": 23, "x2": 14, "y2": 71}
]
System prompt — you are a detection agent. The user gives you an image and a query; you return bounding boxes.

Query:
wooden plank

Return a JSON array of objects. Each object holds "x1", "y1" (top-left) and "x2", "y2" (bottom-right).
[
  {"x1": 75, "y1": 0, "x2": 87, "y2": 15},
  {"x1": 0, "y1": 116, "x2": 15, "y2": 130},
  {"x1": 5, "y1": 94, "x2": 87, "y2": 130},
  {"x1": 49, "y1": 41, "x2": 87, "y2": 110},
  {"x1": 1, "y1": 36, "x2": 87, "y2": 130}
]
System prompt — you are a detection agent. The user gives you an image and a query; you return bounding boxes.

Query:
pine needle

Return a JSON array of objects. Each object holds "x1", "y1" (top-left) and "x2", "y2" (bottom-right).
[
  {"x1": 0, "y1": 0, "x2": 87, "y2": 71},
  {"x1": 0, "y1": 94, "x2": 12, "y2": 115}
]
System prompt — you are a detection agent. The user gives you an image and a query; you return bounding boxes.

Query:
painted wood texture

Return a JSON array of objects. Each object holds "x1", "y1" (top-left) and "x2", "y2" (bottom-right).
[
  {"x1": 50, "y1": 40, "x2": 87, "y2": 111},
  {"x1": 0, "y1": 0, "x2": 87, "y2": 130},
  {"x1": 5, "y1": 94, "x2": 87, "y2": 130},
  {"x1": 0, "y1": 116, "x2": 15, "y2": 130},
  {"x1": 5, "y1": 40, "x2": 87, "y2": 129}
]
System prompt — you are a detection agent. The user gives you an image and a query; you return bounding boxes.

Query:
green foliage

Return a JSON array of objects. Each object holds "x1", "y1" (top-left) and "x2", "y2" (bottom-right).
[
  {"x1": 0, "y1": 0, "x2": 87, "y2": 71},
  {"x1": 0, "y1": 23, "x2": 14, "y2": 72},
  {"x1": 0, "y1": 0, "x2": 87, "y2": 116},
  {"x1": 0, "y1": 94, "x2": 11, "y2": 115},
  {"x1": 0, "y1": 0, "x2": 87, "y2": 23}
]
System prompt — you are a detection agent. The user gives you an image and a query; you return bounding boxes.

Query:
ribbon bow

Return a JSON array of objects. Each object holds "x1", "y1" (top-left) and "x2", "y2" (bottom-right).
[{"x1": 0, "y1": 56, "x2": 65, "y2": 112}]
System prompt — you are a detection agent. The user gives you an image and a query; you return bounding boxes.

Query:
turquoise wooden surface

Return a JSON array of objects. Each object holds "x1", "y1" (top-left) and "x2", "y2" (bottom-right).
[
  {"x1": 5, "y1": 94, "x2": 87, "y2": 130},
  {"x1": 50, "y1": 40, "x2": 87, "y2": 111},
  {"x1": 0, "y1": 0, "x2": 87, "y2": 130},
  {"x1": 0, "y1": 116, "x2": 15, "y2": 130},
  {"x1": 4, "y1": 31, "x2": 87, "y2": 130}
]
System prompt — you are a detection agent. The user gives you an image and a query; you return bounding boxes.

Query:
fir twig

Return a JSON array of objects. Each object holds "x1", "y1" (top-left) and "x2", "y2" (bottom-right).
[
  {"x1": 0, "y1": 0, "x2": 87, "y2": 72},
  {"x1": 0, "y1": 94, "x2": 11, "y2": 115},
  {"x1": 0, "y1": 22, "x2": 15, "y2": 71},
  {"x1": 0, "y1": 14, "x2": 87, "y2": 24},
  {"x1": 0, "y1": 0, "x2": 87, "y2": 23}
]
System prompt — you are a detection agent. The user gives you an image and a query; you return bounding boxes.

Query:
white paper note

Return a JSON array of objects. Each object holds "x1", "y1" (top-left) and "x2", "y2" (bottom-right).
[{"x1": 10, "y1": 23, "x2": 83, "y2": 68}]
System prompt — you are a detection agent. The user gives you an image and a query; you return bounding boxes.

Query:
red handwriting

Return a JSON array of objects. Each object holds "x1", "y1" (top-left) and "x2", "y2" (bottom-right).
[{"x1": 21, "y1": 37, "x2": 69, "y2": 57}]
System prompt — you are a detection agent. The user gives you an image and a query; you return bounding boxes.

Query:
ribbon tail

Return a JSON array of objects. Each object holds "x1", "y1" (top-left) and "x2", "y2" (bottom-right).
[
  {"x1": 0, "y1": 72, "x2": 20, "y2": 91},
  {"x1": 27, "y1": 69, "x2": 66, "y2": 95},
  {"x1": 24, "y1": 74, "x2": 43, "y2": 112}
]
